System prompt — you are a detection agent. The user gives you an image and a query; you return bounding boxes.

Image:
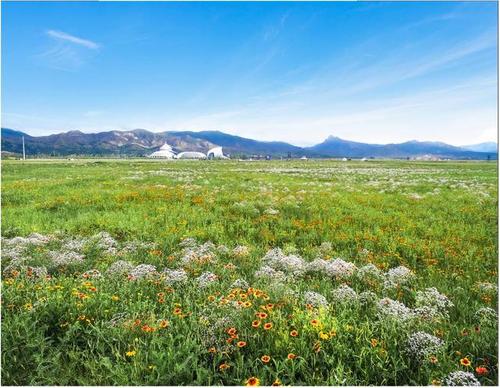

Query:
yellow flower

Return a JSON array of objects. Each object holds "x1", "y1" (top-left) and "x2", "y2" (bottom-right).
[
  {"x1": 126, "y1": 350, "x2": 137, "y2": 357},
  {"x1": 370, "y1": 338, "x2": 378, "y2": 347},
  {"x1": 319, "y1": 331, "x2": 329, "y2": 340},
  {"x1": 111, "y1": 295, "x2": 119, "y2": 301},
  {"x1": 271, "y1": 378, "x2": 282, "y2": 386},
  {"x1": 460, "y1": 357, "x2": 471, "y2": 367}
]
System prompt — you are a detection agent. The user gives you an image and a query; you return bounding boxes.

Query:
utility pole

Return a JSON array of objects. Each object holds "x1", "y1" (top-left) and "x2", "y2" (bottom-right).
[{"x1": 22, "y1": 136, "x2": 26, "y2": 160}]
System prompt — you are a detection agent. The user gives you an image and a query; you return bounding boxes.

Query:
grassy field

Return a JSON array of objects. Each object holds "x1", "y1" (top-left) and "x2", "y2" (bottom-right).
[{"x1": 1, "y1": 159, "x2": 498, "y2": 386}]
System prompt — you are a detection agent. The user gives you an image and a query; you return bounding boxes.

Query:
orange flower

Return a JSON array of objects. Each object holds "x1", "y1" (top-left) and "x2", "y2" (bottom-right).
[
  {"x1": 237, "y1": 341, "x2": 247, "y2": 348},
  {"x1": 429, "y1": 356, "x2": 438, "y2": 364},
  {"x1": 290, "y1": 330, "x2": 298, "y2": 337},
  {"x1": 271, "y1": 378, "x2": 282, "y2": 386},
  {"x1": 266, "y1": 303, "x2": 274, "y2": 310},
  {"x1": 245, "y1": 377, "x2": 260, "y2": 386},
  {"x1": 227, "y1": 327, "x2": 237, "y2": 336},
  {"x1": 460, "y1": 357, "x2": 471, "y2": 367},
  {"x1": 141, "y1": 324, "x2": 155, "y2": 333},
  {"x1": 173, "y1": 308, "x2": 182, "y2": 315},
  {"x1": 263, "y1": 322, "x2": 273, "y2": 330},
  {"x1": 257, "y1": 312, "x2": 268, "y2": 319},
  {"x1": 219, "y1": 362, "x2": 230, "y2": 371},
  {"x1": 208, "y1": 347, "x2": 217, "y2": 353},
  {"x1": 252, "y1": 320, "x2": 261, "y2": 328},
  {"x1": 159, "y1": 320, "x2": 169, "y2": 329},
  {"x1": 208, "y1": 295, "x2": 215, "y2": 302},
  {"x1": 370, "y1": 338, "x2": 378, "y2": 347},
  {"x1": 475, "y1": 366, "x2": 488, "y2": 375},
  {"x1": 310, "y1": 319, "x2": 319, "y2": 326},
  {"x1": 261, "y1": 355, "x2": 271, "y2": 363},
  {"x1": 287, "y1": 353, "x2": 297, "y2": 360}
]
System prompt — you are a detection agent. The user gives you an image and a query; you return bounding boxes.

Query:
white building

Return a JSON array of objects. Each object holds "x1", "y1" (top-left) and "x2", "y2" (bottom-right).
[
  {"x1": 207, "y1": 147, "x2": 228, "y2": 159},
  {"x1": 176, "y1": 151, "x2": 207, "y2": 160},
  {"x1": 148, "y1": 143, "x2": 176, "y2": 159}
]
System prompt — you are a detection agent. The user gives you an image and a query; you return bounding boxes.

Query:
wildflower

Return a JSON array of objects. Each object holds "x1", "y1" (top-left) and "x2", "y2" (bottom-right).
[
  {"x1": 290, "y1": 330, "x2": 298, "y2": 337},
  {"x1": 304, "y1": 291, "x2": 329, "y2": 308},
  {"x1": 257, "y1": 312, "x2": 268, "y2": 319},
  {"x1": 460, "y1": 357, "x2": 471, "y2": 367},
  {"x1": 252, "y1": 320, "x2": 261, "y2": 328},
  {"x1": 129, "y1": 264, "x2": 157, "y2": 280},
  {"x1": 159, "y1": 320, "x2": 169, "y2": 329},
  {"x1": 431, "y1": 379, "x2": 441, "y2": 386},
  {"x1": 245, "y1": 377, "x2": 260, "y2": 386},
  {"x1": 227, "y1": 327, "x2": 237, "y2": 336},
  {"x1": 331, "y1": 284, "x2": 357, "y2": 304},
  {"x1": 405, "y1": 332, "x2": 444, "y2": 363},
  {"x1": 237, "y1": 341, "x2": 247, "y2": 348},
  {"x1": 126, "y1": 350, "x2": 137, "y2": 357},
  {"x1": 141, "y1": 324, "x2": 155, "y2": 333},
  {"x1": 219, "y1": 362, "x2": 230, "y2": 371},
  {"x1": 111, "y1": 295, "x2": 119, "y2": 301},
  {"x1": 208, "y1": 347, "x2": 216, "y2": 353},
  {"x1": 271, "y1": 378, "x2": 282, "y2": 386},
  {"x1": 173, "y1": 308, "x2": 182, "y2": 315},
  {"x1": 475, "y1": 366, "x2": 488, "y2": 375},
  {"x1": 310, "y1": 319, "x2": 320, "y2": 326},
  {"x1": 287, "y1": 353, "x2": 297, "y2": 360},
  {"x1": 263, "y1": 322, "x2": 273, "y2": 330},
  {"x1": 243, "y1": 301, "x2": 252, "y2": 308},
  {"x1": 377, "y1": 298, "x2": 413, "y2": 322},
  {"x1": 163, "y1": 268, "x2": 188, "y2": 286},
  {"x1": 429, "y1": 356, "x2": 438, "y2": 364},
  {"x1": 370, "y1": 339, "x2": 378, "y2": 347},
  {"x1": 444, "y1": 371, "x2": 480, "y2": 386},
  {"x1": 261, "y1": 355, "x2": 271, "y2": 363},
  {"x1": 319, "y1": 331, "x2": 329, "y2": 340}
]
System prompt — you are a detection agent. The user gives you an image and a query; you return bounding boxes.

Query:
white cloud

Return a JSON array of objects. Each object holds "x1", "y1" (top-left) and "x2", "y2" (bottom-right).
[{"x1": 46, "y1": 30, "x2": 99, "y2": 49}]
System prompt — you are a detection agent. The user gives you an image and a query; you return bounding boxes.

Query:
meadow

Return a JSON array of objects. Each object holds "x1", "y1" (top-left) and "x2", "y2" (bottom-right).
[{"x1": 1, "y1": 159, "x2": 498, "y2": 386}]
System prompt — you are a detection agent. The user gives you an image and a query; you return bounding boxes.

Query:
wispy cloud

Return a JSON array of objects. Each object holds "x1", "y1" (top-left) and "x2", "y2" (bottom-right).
[{"x1": 46, "y1": 30, "x2": 99, "y2": 49}]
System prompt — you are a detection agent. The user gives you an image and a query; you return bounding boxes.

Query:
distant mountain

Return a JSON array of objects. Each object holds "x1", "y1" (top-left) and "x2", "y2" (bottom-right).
[
  {"x1": 460, "y1": 142, "x2": 497, "y2": 153},
  {"x1": 1, "y1": 128, "x2": 496, "y2": 159},
  {"x1": 306, "y1": 136, "x2": 496, "y2": 159}
]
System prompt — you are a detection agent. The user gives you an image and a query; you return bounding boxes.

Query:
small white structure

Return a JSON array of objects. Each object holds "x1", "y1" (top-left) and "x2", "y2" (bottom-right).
[
  {"x1": 207, "y1": 147, "x2": 228, "y2": 159},
  {"x1": 360, "y1": 157, "x2": 368, "y2": 162},
  {"x1": 176, "y1": 151, "x2": 207, "y2": 160},
  {"x1": 342, "y1": 157, "x2": 348, "y2": 161},
  {"x1": 148, "y1": 143, "x2": 176, "y2": 159},
  {"x1": 300, "y1": 156, "x2": 308, "y2": 160}
]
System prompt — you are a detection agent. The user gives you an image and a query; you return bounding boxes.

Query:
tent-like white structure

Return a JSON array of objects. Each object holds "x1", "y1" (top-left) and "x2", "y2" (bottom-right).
[
  {"x1": 207, "y1": 147, "x2": 228, "y2": 159},
  {"x1": 176, "y1": 151, "x2": 207, "y2": 160},
  {"x1": 148, "y1": 143, "x2": 176, "y2": 159}
]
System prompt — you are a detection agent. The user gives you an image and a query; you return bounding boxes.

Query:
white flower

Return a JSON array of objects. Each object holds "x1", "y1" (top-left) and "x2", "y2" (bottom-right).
[
  {"x1": 357, "y1": 263, "x2": 383, "y2": 283},
  {"x1": 48, "y1": 250, "x2": 84, "y2": 267},
  {"x1": 405, "y1": 332, "x2": 444, "y2": 362},
  {"x1": 304, "y1": 291, "x2": 329, "y2": 308},
  {"x1": 377, "y1": 298, "x2": 413, "y2": 321},
  {"x1": 261, "y1": 248, "x2": 306, "y2": 277},
  {"x1": 106, "y1": 260, "x2": 134, "y2": 277},
  {"x1": 414, "y1": 287, "x2": 453, "y2": 318},
  {"x1": 332, "y1": 284, "x2": 358, "y2": 304},
  {"x1": 444, "y1": 371, "x2": 481, "y2": 386},
  {"x1": 254, "y1": 265, "x2": 286, "y2": 282},
  {"x1": 196, "y1": 272, "x2": 218, "y2": 288},
  {"x1": 231, "y1": 278, "x2": 249, "y2": 290},
  {"x1": 264, "y1": 208, "x2": 279, "y2": 215},
  {"x1": 163, "y1": 268, "x2": 188, "y2": 285},
  {"x1": 129, "y1": 264, "x2": 157, "y2": 279},
  {"x1": 325, "y1": 258, "x2": 357, "y2": 279},
  {"x1": 385, "y1": 265, "x2": 414, "y2": 288},
  {"x1": 474, "y1": 307, "x2": 497, "y2": 326}
]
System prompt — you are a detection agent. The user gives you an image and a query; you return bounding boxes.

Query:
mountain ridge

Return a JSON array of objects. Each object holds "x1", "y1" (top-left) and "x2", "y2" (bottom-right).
[{"x1": 1, "y1": 127, "x2": 496, "y2": 160}]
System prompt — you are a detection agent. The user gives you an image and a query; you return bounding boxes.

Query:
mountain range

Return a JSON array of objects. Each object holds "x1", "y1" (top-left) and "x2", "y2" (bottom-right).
[{"x1": 1, "y1": 128, "x2": 497, "y2": 160}]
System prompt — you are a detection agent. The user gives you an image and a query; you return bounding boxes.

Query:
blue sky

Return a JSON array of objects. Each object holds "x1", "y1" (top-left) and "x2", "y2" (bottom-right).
[{"x1": 1, "y1": 1, "x2": 497, "y2": 146}]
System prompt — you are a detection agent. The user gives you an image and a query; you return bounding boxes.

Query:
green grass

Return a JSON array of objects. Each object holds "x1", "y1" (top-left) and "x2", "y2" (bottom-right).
[{"x1": 1, "y1": 159, "x2": 498, "y2": 385}]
